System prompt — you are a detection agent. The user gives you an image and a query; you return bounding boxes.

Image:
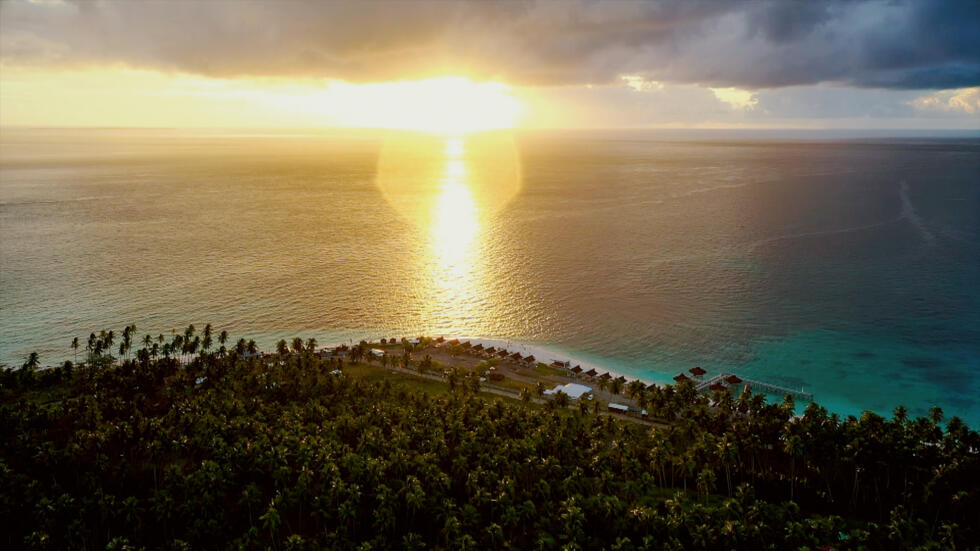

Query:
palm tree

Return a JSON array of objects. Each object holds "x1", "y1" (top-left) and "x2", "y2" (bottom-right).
[
  {"x1": 22, "y1": 351, "x2": 40, "y2": 371},
  {"x1": 783, "y1": 432, "x2": 804, "y2": 502},
  {"x1": 519, "y1": 387, "x2": 530, "y2": 403},
  {"x1": 202, "y1": 331, "x2": 213, "y2": 355},
  {"x1": 291, "y1": 337, "x2": 304, "y2": 355},
  {"x1": 71, "y1": 337, "x2": 79, "y2": 364},
  {"x1": 696, "y1": 467, "x2": 716, "y2": 503},
  {"x1": 552, "y1": 391, "x2": 570, "y2": 409},
  {"x1": 305, "y1": 337, "x2": 317, "y2": 353},
  {"x1": 86, "y1": 333, "x2": 96, "y2": 361},
  {"x1": 276, "y1": 339, "x2": 289, "y2": 356}
]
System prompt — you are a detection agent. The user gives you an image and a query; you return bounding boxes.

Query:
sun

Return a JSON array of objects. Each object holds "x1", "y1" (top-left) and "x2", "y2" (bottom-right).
[{"x1": 282, "y1": 76, "x2": 524, "y2": 134}]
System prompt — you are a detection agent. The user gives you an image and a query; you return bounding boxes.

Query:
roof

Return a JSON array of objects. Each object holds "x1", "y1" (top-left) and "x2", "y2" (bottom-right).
[
  {"x1": 485, "y1": 346, "x2": 496, "y2": 353},
  {"x1": 435, "y1": 336, "x2": 445, "y2": 342},
  {"x1": 709, "y1": 382, "x2": 728, "y2": 391},
  {"x1": 674, "y1": 374, "x2": 690, "y2": 382},
  {"x1": 524, "y1": 355, "x2": 536, "y2": 362},
  {"x1": 497, "y1": 350, "x2": 509, "y2": 357},
  {"x1": 584, "y1": 368, "x2": 597, "y2": 376},
  {"x1": 371, "y1": 348, "x2": 385, "y2": 356},
  {"x1": 543, "y1": 383, "x2": 593, "y2": 400},
  {"x1": 472, "y1": 343, "x2": 484, "y2": 351},
  {"x1": 448, "y1": 339, "x2": 460, "y2": 345},
  {"x1": 599, "y1": 372, "x2": 611, "y2": 380},
  {"x1": 689, "y1": 366, "x2": 707, "y2": 376},
  {"x1": 510, "y1": 352, "x2": 522, "y2": 359},
  {"x1": 608, "y1": 403, "x2": 629, "y2": 412},
  {"x1": 725, "y1": 375, "x2": 743, "y2": 384},
  {"x1": 408, "y1": 338, "x2": 420, "y2": 344},
  {"x1": 571, "y1": 365, "x2": 583, "y2": 373}
]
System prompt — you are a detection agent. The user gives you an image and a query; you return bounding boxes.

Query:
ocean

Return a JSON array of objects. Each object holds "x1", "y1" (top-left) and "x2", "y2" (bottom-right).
[{"x1": 1, "y1": 127, "x2": 978, "y2": 424}]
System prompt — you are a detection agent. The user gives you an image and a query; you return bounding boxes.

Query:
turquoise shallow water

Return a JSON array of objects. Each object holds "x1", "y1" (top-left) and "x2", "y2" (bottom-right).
[{"x1": 1, "y1": 128, "x2": 978, "y2": 424}]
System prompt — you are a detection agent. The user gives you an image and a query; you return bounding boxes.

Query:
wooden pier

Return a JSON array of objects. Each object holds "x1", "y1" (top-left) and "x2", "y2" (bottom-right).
[{"x1": 695, "y1": 373, "x2": 812, "y2": 402}]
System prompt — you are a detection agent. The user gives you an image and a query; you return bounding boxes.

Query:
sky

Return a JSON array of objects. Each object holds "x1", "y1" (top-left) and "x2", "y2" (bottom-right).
[{"x1": 1, "y1": 0, "x2": 978, "y2": 131}]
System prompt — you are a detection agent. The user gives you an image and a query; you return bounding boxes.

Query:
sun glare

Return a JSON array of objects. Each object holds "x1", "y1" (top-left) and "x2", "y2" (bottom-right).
[
  {"x1": 327, "y1": 77, "x2": 522, "y2": 133},
  {"x1": 258, "y1": 76, "x2": 523, "y2": 133}
]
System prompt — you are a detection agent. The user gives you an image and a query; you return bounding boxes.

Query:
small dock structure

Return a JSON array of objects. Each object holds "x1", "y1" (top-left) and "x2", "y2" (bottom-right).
[{"x1": 696, "y1": 373, "x2": 812, "y2": 402}]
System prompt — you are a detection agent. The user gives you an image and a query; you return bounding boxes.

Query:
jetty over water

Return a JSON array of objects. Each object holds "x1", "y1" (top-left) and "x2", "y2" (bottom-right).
[{"x1": 696, "y1": 373, "x2": 813, "y2": 402}]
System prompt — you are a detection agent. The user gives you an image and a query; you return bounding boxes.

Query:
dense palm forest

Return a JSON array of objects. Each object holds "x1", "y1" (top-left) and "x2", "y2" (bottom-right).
[{"x1": 2, "y1": 326, "x2": 977, "y2": 549}]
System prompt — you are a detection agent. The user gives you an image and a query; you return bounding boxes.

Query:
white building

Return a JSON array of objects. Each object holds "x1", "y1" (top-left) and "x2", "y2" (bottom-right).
[{"x1": 543, "y1": 382, "x2": 593, "y2": 400}]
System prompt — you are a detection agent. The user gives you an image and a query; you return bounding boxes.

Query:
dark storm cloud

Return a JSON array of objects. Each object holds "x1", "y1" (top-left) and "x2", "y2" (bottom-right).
[{"x1": 1, "y1": 0, "x2": 977, "y2": 90}]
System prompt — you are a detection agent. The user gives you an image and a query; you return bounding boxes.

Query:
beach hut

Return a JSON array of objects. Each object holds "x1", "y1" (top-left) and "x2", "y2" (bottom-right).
[
  {"x1": 472, "y1": 343, "x2": 484, "y2": 351},
  {"x1": 510, "y1": 352, "x2": 522, "y2": 361},
  {"x1": 725, "y1": 375, "x2": 743, "y2": 385},
  {"x1": 435, "y1": 336, "x2": 445, "y2": 343},
  {"x1": 448, "y1": 338, "x2": 460, "y2": 346},
  {"x1": 584, "y1": 368, "x2": 597, "y2": 378},
  {"x1": 497, "y1": 349, "x2": 509, "y2": 358},
  {"x1": 615, "y1": 375, "x2": 627, "y2": 384},
  {"x1": 380, "y1": 338, "x2": 387, "y2": 344},
  {"x1": 709, "y1": 382, "x2": 727, "y2": 392},
  {"x1": 599, "y1": 372, "x2": 611, "y2": 381},
  {"x1": 571, "y1": 365, "x2": 583, "y2": 374},
  {"x1": 673, "y1": 374, "x2": 690, "y2": 382},
  {"x1": 461, "y1": 341, "x2": 472, "y2": 349},
  {"x1": 523, "y1": 355, "x2": 536, "y2": 365},
  {"x1": 689, "y1": 366, "x2": 707, "y2": 378}
]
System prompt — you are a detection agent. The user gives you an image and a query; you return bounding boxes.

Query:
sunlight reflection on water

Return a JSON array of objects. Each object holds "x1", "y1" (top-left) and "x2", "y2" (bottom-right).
[{"x1": 375, "y1": 131, "x2": 521, "y2": 328}]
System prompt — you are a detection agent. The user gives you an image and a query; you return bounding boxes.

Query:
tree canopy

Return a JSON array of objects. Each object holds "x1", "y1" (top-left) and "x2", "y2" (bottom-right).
[{"x1": 1, "y1": 327, "x2": 977, "y2": 549}]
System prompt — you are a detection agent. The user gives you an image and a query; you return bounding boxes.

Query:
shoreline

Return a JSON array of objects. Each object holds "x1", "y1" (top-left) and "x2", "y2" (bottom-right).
[{"x1": 323, "y1": 334, "x2": 667, "y2": 388}]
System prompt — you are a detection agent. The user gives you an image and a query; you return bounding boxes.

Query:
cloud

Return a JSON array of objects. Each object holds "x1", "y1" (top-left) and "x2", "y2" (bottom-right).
[
  {"x1": 710, "y1": 88, "x2": 757, "y2": 110},
  {"x1": 1, "y1": 0, "x2": 978, "y2": 90},
  {"x1": 909, "y1": 87, "x2": 980, "y2": 114}
]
